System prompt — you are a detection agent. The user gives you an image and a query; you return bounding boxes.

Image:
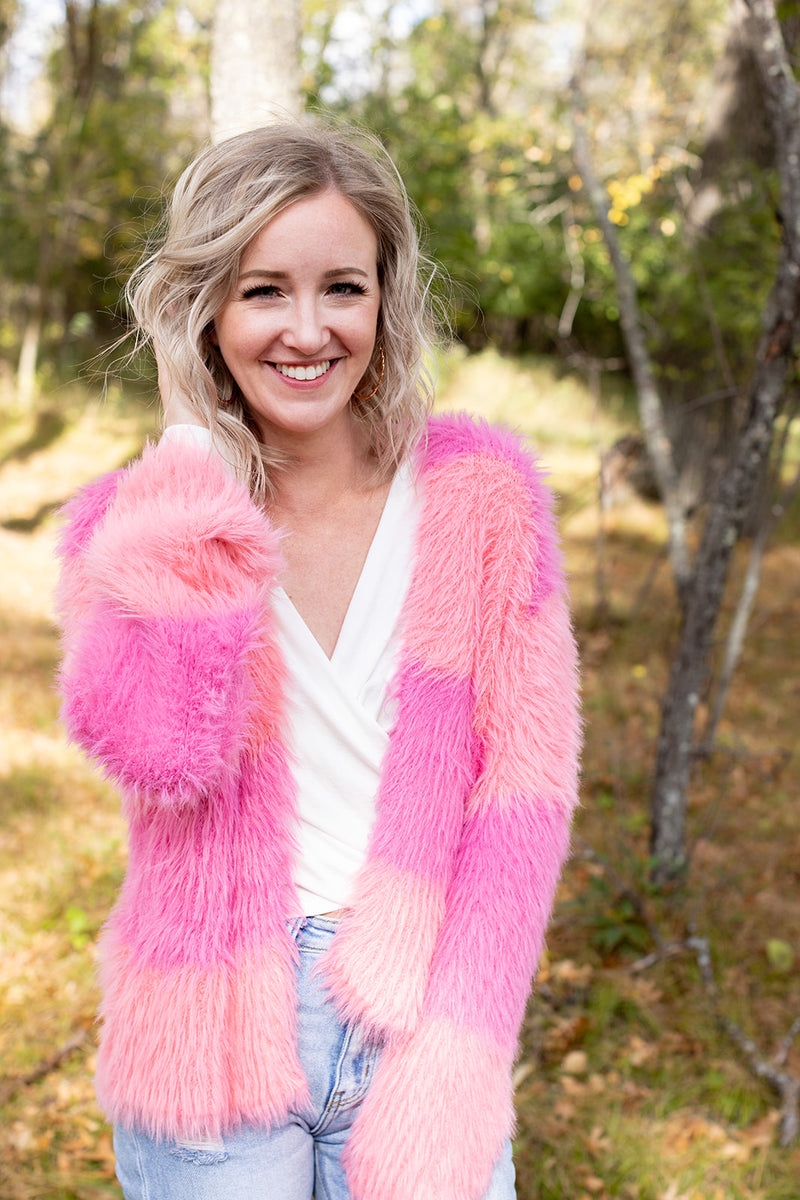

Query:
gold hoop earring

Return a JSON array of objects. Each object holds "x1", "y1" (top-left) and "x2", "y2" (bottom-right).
[{"x1": 352, "y1": 345, "x2": 385, "y2": 402}]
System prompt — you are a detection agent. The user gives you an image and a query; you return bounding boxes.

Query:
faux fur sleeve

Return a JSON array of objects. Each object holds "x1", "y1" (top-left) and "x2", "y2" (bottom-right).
[
  {"x1": 57, "y1": 439, "x2": 284, "y2": 811},
  {"x1": 343, "y1": 422, "x2": 582, "y2": 1200}
]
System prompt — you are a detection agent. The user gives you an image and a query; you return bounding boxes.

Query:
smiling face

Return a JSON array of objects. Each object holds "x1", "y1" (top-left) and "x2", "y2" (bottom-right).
[{"x1": 212, "y1": 189, "x2": 381, "y2": 452}]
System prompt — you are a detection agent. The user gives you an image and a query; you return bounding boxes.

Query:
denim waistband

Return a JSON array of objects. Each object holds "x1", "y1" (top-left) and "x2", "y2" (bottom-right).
[{"x1": 286, "y1": 912, "x2": 342, "y2": 950}]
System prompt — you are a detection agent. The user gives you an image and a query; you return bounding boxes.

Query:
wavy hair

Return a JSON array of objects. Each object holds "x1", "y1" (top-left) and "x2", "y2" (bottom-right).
[{"x1": 126, "y1": 120, "x2": 441, "y2": 502}]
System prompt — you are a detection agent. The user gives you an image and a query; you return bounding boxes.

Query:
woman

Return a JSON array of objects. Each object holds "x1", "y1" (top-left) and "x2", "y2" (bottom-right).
[{"x1": 57, "y1": 122, "x2": 581, "y2": 1200}]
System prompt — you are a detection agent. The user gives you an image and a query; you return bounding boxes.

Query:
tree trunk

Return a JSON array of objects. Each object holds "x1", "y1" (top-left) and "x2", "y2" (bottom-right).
[
  {"x1": 685, "y1": 0, "x2": 773, "y2": 238},
  {"x1": 650, "y1": 345, "x2": 792, "y2": 879},
  {"x1": 570, "y1": 77, "x2": 693, "y2": 603},
  {"x1": 211, "y1": 0, "x2": 303, "y2": 142},
  {"x1": 15, "y1": 303, "x2": 42, "y2": 410},
  {"x1": 699, "y1": 427, "x2": 800, "y2": 755},
  {"x1": 650, "y1": 0, "x2": 800, "y2": 883}
]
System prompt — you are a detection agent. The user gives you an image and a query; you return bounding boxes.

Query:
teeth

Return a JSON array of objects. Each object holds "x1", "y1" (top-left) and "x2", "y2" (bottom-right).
[{"x1": 274, "y1": 360, "x2": 331, "y2": 381}]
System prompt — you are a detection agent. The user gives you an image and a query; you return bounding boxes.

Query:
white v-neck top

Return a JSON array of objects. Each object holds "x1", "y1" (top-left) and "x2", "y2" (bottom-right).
[
  {"x1": 160, "y1": 426, "x2": 420, "y2": 916},
  {"x1": 276, "y1": 461, "x2": 420, "y2": 915}
]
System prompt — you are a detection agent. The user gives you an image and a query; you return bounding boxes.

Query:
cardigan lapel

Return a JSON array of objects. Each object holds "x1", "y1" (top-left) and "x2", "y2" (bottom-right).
[{"x1": 320, "y1": 425, "x2": 485, "y2": 1041}]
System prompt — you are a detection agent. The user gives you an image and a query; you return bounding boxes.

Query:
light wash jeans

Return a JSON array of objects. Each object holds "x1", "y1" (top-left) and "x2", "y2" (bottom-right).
[{"x1": 114, "y1": 914, "x2": 516, "y2": 1200}]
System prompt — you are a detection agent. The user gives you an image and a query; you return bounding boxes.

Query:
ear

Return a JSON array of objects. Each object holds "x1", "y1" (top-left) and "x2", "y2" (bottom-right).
[{"x1": 207, "y1": 322, "x2": 219, "y2": 347}]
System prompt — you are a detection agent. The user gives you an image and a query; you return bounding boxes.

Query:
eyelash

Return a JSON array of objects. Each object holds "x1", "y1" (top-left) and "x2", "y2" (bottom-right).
[
  {"x1": 240, "y1": 281, "x2": 369, "y2": 300},
  {"x1": 331, "y1": 281, "x2": 368, "y2": 296},
  {"x1": 240, "y1": 284, "x2": 279, "y2": 299}
]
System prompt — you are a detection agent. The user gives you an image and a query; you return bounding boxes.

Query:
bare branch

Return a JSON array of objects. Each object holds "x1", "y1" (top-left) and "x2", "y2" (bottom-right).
[
  {"x1": 774, "y1": 1015, "x2": 800, "y2": 1070},
  {"x1": 744, "y1": 0, "x2": 800, "y2": 258},
  {"x1": 0, "y1": 1028, "x2": 91, "y2": 1107},
  {"x1": 558, "y1": 205, "x2": 585, "y2": 339},
  {"x1": 576, "y1": 838, "x2": 799, "y2": 1143},
  {"x1": 687, "y1": 935, "x2": 800, "y2": 1146}
]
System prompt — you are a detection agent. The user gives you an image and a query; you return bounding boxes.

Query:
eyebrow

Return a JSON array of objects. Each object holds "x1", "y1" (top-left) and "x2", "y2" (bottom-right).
[{"x1": 238, "y1": 267, "x2": 371, "y2": 280}]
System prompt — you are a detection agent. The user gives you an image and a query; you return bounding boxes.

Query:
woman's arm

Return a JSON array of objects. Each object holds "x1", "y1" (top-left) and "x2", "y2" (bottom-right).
[
  {"x1": 344, "y1": 433, "x2": 581, "y2": 1200},
  {"x1": 57, "y1": 437, "x2": 284, "y2": 811}
]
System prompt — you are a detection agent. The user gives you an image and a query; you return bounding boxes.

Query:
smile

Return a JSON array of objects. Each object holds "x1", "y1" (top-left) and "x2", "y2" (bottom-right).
[{"x1": 272, "y1": 360, "x2": 332, "y2": 381}]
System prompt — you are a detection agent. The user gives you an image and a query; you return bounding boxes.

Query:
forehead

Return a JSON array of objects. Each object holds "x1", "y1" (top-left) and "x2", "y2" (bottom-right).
[{"x1": 240, "y1": 189, "x2": 378, "y2": 270}]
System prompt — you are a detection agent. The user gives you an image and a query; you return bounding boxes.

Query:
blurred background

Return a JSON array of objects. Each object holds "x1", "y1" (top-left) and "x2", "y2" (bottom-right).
[{"x1": 0, "y1": 2, "x2": 798, "y2": 1197}]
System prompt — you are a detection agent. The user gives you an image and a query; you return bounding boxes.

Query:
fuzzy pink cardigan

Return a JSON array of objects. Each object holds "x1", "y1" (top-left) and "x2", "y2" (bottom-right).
[{"x1": 57, "y1": 413, "x2": 580, "y2": 1200}]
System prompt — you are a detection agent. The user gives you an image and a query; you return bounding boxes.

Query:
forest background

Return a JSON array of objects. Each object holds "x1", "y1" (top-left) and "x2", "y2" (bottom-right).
[{"x1": 0, "y1": 1, "x2": 799, "y2": 1198}]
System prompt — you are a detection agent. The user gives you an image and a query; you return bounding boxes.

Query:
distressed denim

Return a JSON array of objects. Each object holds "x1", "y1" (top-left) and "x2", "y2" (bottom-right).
[{"x1": 114, "y1": 914, "x2": 516, "y2": 1200}]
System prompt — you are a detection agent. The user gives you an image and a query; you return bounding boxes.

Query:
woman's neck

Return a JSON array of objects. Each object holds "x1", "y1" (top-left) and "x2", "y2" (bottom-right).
[{"x1": 267, "y1": 420, "x2": 381, "y2": 521}]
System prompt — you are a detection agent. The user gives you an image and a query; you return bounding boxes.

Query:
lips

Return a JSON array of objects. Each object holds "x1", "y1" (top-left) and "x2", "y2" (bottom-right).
[{"x1": 272, "y1": 360, "x2": 332, "y2": 381}]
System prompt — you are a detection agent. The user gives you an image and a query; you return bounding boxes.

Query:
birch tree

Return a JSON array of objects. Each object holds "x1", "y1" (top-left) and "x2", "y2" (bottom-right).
[{"x1": 210, "y1": 0, "x2": 302, "y2": 141}]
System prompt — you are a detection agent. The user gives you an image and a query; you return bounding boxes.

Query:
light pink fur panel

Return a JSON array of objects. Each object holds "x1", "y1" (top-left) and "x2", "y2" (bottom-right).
[
  {"x1": 84, "y1": 439, "x2": 279, "y2": 618},
  {"x1": 95, "y1": 939, "x2": 308, "y2": 1141},
  {"x1": 345, "y1": 1016, "x2": 514, "y2": 1200}
]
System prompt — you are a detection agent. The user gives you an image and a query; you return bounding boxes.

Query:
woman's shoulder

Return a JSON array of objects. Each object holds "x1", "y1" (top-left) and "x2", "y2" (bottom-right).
[
  {"x1": 57, "y1": 468, "x2": 126, "y2": 564},
  {"x1": 420, "y1": 411, "x2": 553, "y2": 508},
  {"x1": 419, "y1": 412, "x2": 563, "y2": 608},
  {"x1": 57, "y1": 435, "x2": 261, "y2": 567},
  {"x1": 57, "y1": 437, "x2": 282, "y2": 618}
]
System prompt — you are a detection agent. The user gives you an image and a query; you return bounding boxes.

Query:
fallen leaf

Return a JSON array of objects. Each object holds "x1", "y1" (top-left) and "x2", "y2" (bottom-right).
[
  {"x1": 553, "y1": 1097, "x2": 576, "y2": 1121},
  {"x1": 584, "y1": 1125, "x2": 612, "y2": 1157},
  {"x1": 627, "y1": 1034, "x2": 657, "y2": 1067},
  {"x1": 581, "y1": 1175, "x2": 606, "y2": 1194},
  {"x1": 512, "y1": 1061, "x2": 534, "y2": 1089},
  {"x1": 551, "y1": 959, "x2": 594, "y2": 988},
  {"x1": 562, "y1": 1049, "x2": 589, "y2": 1076},
  {"x1": 562, "y1": 1074, "x2": 589, "y2": 1096},
  {"x1": 766, "y1": 938, "x2": 794, "y2": 972}
]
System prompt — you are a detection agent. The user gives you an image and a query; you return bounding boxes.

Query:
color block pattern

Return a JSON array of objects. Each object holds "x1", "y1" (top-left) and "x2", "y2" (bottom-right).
[{"x1": 333, "y1": 417, "x2": 580, "y2": 1197}]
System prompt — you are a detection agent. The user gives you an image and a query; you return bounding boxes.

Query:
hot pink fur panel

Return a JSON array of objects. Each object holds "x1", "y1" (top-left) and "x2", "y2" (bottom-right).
[{"x1": 57, "y1": 414, "x2": 581, "y2": 1200}]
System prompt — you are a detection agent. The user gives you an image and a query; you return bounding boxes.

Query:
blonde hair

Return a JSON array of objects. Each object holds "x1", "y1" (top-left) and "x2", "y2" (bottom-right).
[{"x1": 127, "y1": 120, "x2": 439, "y2": 502}]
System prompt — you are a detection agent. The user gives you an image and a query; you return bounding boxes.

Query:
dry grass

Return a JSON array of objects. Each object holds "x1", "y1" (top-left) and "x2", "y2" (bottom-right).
[
  {"x1": 0, "y1": 392, "x2": 155, "y2": 1199},
  {"x1": 1, "y1": 354, "x2": 798, "y2": 1198}
]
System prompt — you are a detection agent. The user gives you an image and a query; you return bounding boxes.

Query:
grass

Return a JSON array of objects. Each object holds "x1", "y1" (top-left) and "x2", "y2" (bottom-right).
[
  {"x1": 0, "y1": 388, "x2": 153, "y2": 1200},
  {"x1": 1, "y1": 351, "x2": 798, "y2": 1198}
]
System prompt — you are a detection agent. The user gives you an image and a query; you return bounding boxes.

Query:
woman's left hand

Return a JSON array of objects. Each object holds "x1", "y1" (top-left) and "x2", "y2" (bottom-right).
[{"x1": 155, "y1": 342, "x2": 207, "y2": 428}]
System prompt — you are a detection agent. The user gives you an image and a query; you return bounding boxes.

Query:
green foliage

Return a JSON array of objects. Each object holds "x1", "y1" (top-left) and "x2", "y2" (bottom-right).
[
  {"x1": 0, "y1": 0, "x2": 209, "y2": 381},
  {"x1": 330, "y1": 6, "x2": 581, "y2": 351},
  {"x1": 310, "y1": 0, "x2": 783, "y2": 410},
  {"x1": 63, "y1": 906, "x2": 92, "y2": 952},
  {"x1": 765, "y1": 939, "x2": 795, "y2": 974},
  {"x1": 585, "y1": 875, "x2": 653, "y2": 957}
]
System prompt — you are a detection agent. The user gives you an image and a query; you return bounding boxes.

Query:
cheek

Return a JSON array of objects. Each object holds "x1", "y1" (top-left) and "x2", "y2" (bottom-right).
[
  {"x1": 216, "y1": 314, "x2": 268, "y2": 362},
  {"x1": 352, "y1": 307, "x2": 381, "y2": 350}
]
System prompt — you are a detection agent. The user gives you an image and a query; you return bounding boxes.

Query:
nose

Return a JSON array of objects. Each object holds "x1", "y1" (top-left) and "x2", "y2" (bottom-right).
[{"x1": 282, "y1": 294, "x2": 328, "y2": 356}]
